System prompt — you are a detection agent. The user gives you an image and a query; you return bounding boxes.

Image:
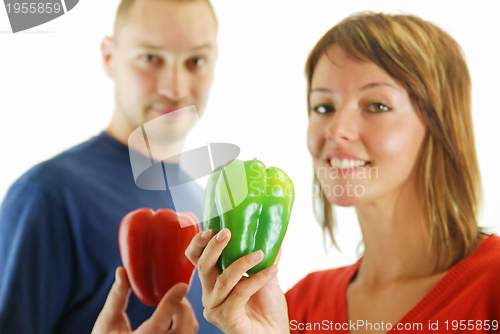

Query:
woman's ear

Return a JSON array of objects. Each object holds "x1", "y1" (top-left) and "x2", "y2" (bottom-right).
[{"x1": 101, "y1": 36, "x2": 115, "y2": 79}]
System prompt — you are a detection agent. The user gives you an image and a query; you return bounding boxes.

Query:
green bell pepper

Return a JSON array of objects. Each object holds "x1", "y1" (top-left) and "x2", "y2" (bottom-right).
[{"x1": 203, "y1": 158, "x2": 294, "y2": 276}]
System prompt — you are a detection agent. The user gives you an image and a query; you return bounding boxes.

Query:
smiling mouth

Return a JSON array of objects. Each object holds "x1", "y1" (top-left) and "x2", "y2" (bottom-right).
[{"x1": 328, "y1": 158, "x2": 371, "y2": 169}]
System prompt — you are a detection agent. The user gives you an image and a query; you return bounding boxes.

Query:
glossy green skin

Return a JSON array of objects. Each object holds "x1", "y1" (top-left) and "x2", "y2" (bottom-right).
[
  {"x1": 202, "y1": 165, "x2": 224, "y2": 270},
  {"x1": 202, "y1": 159, "x2": 294, "y2": 276}
]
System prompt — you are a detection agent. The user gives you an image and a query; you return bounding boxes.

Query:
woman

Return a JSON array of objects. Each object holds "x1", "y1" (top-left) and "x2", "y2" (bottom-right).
[{"x1": 185, "y1": 12, "x2": 500, "y2": 333}]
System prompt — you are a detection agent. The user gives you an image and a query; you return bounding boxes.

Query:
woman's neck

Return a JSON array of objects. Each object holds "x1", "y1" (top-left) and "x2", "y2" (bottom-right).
[{"x1": 353, "y1": 182, "x2": 458, "y2": 287}]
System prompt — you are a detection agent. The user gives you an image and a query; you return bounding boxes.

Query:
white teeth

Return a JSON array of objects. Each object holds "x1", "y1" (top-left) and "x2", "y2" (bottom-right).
[{"x1": 329, "y1": 158, "x2": 367, "y2": 168}]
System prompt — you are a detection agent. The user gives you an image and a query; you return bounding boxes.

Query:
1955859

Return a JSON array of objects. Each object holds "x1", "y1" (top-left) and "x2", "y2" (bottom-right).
[
  {"x1": 6, "y1": 3, "x2": 62, "y2": 14},
  {"x1": 444, "y1": 320, "x2": 498, "y2": 331}
]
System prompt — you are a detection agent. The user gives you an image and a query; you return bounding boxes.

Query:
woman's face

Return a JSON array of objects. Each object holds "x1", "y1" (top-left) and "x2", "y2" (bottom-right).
[{"x1": 307, "y1": 45, "x2": 426, "y2": 207}]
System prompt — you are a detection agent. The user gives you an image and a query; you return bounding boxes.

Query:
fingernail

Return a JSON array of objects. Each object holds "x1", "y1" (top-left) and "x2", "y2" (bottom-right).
[
  {"x1": 115, "y1": 268, "x2": 121, "y2": 285},
  {"x1": 266, "y1": 265, "x2": 278, "y2": 276},
  {"x1": 216, "y1": 228, "x2": 228, "y2": 242},
  {"x1": 247, "y1": 250, "x2": 263, "y2": 262},
  {"x1": 175, "y1": 285, "x2": 186, "y2": 298},
  {"x1": 201, "y1": 229, "x2": 213, "y2": 240}
]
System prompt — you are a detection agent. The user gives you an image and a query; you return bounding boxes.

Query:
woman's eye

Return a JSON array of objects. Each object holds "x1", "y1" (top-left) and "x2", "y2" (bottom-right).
[
  {"x1": 312, "y1": 105, "x2": 334, "y2": 114},
  {"x1": 368, "y1": 103, "x2": 391, "y2": 113}
]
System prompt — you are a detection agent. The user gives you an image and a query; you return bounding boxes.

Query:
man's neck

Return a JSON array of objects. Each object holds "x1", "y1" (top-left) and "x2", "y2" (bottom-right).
[{"x1": 105, "y1": 118, "x2": 185, "y2": 164}]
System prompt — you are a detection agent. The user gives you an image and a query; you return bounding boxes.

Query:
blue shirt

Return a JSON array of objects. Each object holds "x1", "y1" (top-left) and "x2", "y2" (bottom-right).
[{"x1": 0, "y1": 132, "x2": 222, "y2": 333}]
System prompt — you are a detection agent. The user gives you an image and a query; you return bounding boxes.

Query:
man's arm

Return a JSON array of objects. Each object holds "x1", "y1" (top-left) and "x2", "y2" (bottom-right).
[{"x1": 0, "y1": 181, "x2": 73, "y2": 333}]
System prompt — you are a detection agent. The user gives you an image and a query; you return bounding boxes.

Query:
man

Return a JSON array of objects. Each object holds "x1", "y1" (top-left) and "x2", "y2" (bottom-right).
[{"x1": 0, "y1": 0, "x2": 221, "y2": 332}]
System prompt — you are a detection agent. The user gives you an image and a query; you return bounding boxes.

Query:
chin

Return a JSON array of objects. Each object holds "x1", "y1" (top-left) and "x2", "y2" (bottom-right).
[
  {"x1": 333, "y1": 198, "x2": 360, "y2": 207},
  {"x1": 327, "y1": 193, "x2": 363, "y2": 207},
  {"x1": 151, "y1": 131, "x2": 186, "y2": 143}
]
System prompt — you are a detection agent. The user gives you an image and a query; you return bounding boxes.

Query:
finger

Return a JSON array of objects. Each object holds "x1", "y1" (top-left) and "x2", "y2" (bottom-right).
[
  {"x1": 169, "y1": 298, "x2": 199, "y2": 334},
  {"x1": 103, "y1": 267, "x2": 132, "y2": 316},
  {"x1": 224, "y1": 265, "x2": 279, "y2": 310},
  {"x1": 274, "y1": 246, "x2": 283, "y2": 265},
  {"x1": 196, "y1": 228, "x2": 231, "y2": 294},
  {"x1": 91, "y1": 267, "x2": 132, "y2": 333},
  {"x1": 185, "y1": 229, "x2": 214, "y2": 266},
  {"x1": 137, "y1": 283, "x2": 188, "y2": 333},
  {"x1": 210, "y1": 249, "x2": 264, "y2": 308}
]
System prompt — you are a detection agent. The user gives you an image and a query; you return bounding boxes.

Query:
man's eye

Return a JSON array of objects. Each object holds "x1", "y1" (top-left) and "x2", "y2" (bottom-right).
[
  {"x1": 187, "y1": 57, "x2": 206, "y2": 69},
  {"x1": 141, "y1": 55, "x2": 160, "y2": 63},
  {"x1": 311, "y1": 105, "x2": 333, "y2": 114},
  {"x1": 368, "y1": 103, "x2": 391, "y2": 113}
]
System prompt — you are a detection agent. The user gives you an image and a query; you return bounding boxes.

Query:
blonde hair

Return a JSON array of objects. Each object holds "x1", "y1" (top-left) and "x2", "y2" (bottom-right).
[
  {"x1": 112, "y1": 0, "x2": 218, "y2": 40},
  {"x1": 307, "y1": 12, "x2": 483, "y2": 266}
]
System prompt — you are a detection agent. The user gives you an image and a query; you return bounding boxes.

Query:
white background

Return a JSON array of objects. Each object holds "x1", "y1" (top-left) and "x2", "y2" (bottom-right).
[{"x1": 1, "y1": 0, "x2": 499, "y2": 292}]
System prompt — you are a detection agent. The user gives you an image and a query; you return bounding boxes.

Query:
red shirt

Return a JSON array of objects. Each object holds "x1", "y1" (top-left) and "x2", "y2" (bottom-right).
[{"x1": 285, "y1": 234, "x2": 500, "y2": 333}]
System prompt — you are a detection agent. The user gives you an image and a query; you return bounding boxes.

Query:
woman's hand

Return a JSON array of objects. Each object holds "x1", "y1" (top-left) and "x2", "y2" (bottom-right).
[
  {"x1": 185, "y1": 228, "x2": 290, "y2": 334},
  {"x1": 91, "y1": 267, "x2": 198, "y2": 334}
]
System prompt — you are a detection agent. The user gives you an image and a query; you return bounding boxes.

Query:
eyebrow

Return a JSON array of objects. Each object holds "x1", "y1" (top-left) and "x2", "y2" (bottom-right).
[
  {"x1": 310, "y1": 82, "x2": 399, "y2": 94},
  {"x1": 310, "y1": 88, "x2": 332, "y2": 94}
]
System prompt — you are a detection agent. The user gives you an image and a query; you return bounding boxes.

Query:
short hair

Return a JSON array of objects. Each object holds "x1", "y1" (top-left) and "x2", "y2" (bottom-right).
[
  {"x1": 112, "y1": 0, "x2": 218, "y2": 40},
  {"x1": 307, "y1": 12, "x2": 483, "y2": 269}
]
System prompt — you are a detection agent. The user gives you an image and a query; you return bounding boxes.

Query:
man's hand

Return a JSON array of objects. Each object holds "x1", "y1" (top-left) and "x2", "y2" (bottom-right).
[{"x1": 91, "y1": 267, "x2": 199, "y2": 334}]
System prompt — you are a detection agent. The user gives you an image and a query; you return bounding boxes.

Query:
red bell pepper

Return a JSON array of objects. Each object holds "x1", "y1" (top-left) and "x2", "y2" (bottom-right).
[{"x1": 118, "y1": 208, "x2": 200, "y2": 306}]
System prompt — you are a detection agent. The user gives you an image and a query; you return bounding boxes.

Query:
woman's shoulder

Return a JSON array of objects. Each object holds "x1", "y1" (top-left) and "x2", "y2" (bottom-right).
[
  {"x1": 299, "y1": 262, "x2": 359, "y2": 285},
  {"x1": 444, "y1": 233, "x2": 500, "y2": 293},
  {"x1": 285, "y1": 259, "x2": 361, "y2": 301},
  {"x1": 468, "y1": 233, "x2": 500, "y2": 275},
  {"x1": 468, "y1": 233, "x2": 500, "y2": 267},
  {"x1": 284, "y1": 260, "x2": 361, "y2": 323}
]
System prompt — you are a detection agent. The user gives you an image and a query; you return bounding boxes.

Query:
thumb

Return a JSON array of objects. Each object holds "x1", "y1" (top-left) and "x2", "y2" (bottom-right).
[{"x1": 136, "y1": 283, "x2": 188, "y2": 333}]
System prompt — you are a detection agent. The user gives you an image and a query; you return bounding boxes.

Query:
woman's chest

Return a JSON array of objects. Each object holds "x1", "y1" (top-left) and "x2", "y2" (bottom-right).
[{"x1": 346, "y1": 276, "x2": 446, "y2": 334}]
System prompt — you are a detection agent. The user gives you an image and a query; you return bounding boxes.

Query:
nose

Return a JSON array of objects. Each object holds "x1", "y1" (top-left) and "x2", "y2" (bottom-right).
[
  {"x1": 157, "y1": 62, "x2": 189, "y2": 102},
  {"x1": 325, "y1": 104, "x2": 359, "y2": 143}
]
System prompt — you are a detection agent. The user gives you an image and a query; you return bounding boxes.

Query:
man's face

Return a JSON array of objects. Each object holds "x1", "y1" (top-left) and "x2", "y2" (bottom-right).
[{"x1": 108, "y1": 0, "x2": 217, "y2": 143}]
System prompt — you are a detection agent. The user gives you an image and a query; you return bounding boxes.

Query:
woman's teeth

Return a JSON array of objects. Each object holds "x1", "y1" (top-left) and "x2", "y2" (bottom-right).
[{"x1": 329, "y1": 158, "x2": 367, "y2": 168}]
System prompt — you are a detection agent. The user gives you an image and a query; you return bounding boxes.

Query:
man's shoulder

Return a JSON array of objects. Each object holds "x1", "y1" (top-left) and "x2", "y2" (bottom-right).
[{"x1": 9, "y1": 134, "x2": 108, "y2": 195}]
